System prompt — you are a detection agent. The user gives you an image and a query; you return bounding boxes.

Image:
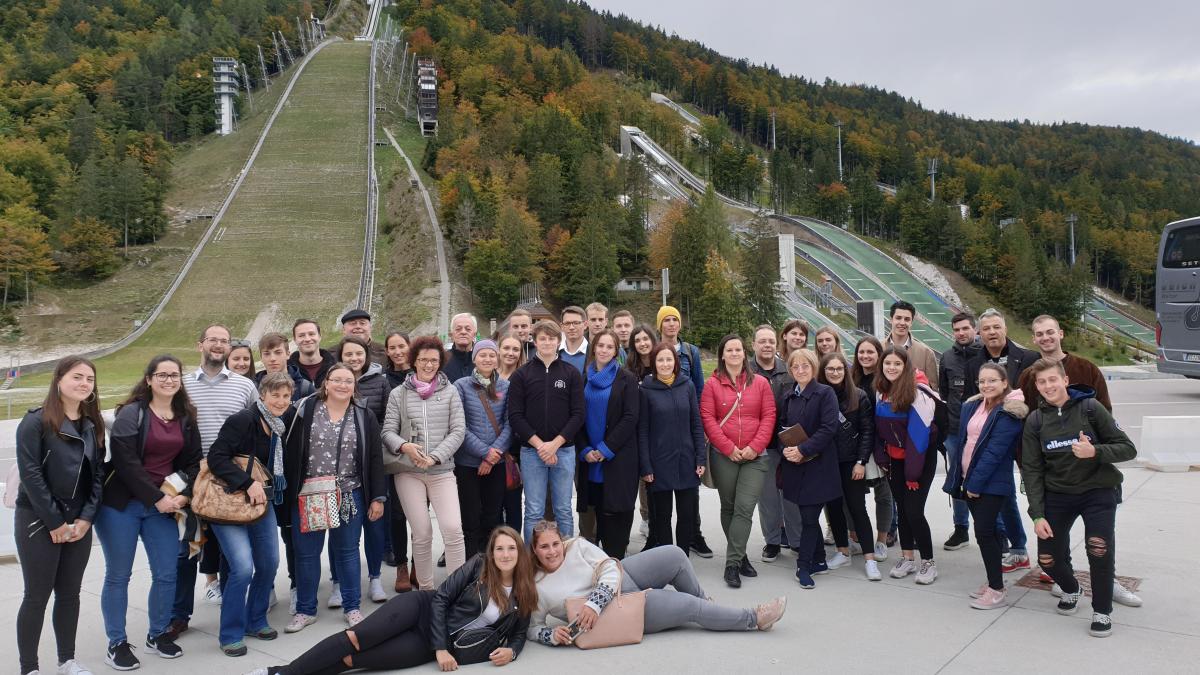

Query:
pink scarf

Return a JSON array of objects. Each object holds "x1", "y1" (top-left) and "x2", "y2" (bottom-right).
[{"x1": 412, "y1": 375, "x2": 438, "y2": 400}]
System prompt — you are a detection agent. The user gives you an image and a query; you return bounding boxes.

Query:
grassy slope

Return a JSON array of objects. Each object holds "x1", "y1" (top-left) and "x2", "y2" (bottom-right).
[
  {"x1": 5, "y1": 42, "x2": 372, "y2": 415},
  {"x1": 10, "y1": 74, "x2": 294, "y2": 350}
]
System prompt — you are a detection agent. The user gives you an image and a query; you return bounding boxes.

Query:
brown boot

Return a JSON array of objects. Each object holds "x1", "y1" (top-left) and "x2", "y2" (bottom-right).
[{"x1": 395, "y1": 563, "x2": 412, "y2": 593}]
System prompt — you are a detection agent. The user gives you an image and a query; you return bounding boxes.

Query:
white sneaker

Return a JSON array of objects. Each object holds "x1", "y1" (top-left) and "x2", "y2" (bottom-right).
[
  {"x1": 1051, "y1": 583, "x2": 1063, "y2": 597},
  {"x1": 865, "y1": 560, "x2": 882, "y2": 581},
  {"x1": 244, "y1": 670, "x2": 269, "y2": 675},
  {"x1": 285, "y1": 613, "x2": 317, "y2": 633},
  {"x1": 56, "y1": 660, "x2": 94, "y2": 675},
  {"x1": 639, "y1": 519, "x2": 649, "y2": 538},
  {"x1": 823, "y1": 526, "x2": 835, "y2": 545},
  {"x1": 204, "y1": 579, "x2": 223, "y2": 605},
  {"x1": 890, "y1": 558, "x2": 917, "y2": 578},
  {"x1": 269, "y1": 589, "x2": 277, "y2": 609},
  {"x1": 369, "y1": 577, "x2": 387, "y2": 603},
  {"x1": 344, "y1": 609, "x2": 365, "y2": 627},
  {"x1": 289, "y1": 588, "x2": 298, "y2": 615},
  {"x1": 915, "y1": 559, "x2": 938, "y2": 585},
  {"x1": 327, "y1": 582, "x2": 343, "y2": 609},
  {"x1": 848, "y1": 540, "x2": 863, "y2": 556},
  {"x1": 1113, "y1": 582, "x2": 1143, "y2": 607},
  {"x1": 874, "y1": 540, "x2": 888, "y2": 562},
  {"x1": 827, "y1": 552, "x2": 851, "y2": 569}
]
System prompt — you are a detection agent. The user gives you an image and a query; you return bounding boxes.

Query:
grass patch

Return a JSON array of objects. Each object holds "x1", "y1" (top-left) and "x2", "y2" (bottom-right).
[{"x1": 4, "y1": 42, "x2": 374, "y2": 418}]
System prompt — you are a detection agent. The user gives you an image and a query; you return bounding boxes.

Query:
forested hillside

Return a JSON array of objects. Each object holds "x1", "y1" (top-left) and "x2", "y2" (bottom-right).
[
  {"x1": 400, "y1": 0, "x2": 1198, "y2": 314},
  {"x1": 0, "y1": 0, "x2": 321, "y2": 313}
]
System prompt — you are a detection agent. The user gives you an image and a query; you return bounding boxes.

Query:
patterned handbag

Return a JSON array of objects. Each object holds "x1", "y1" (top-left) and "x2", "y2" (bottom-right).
[
  {"x1": 297, "y1": 410, "x2": 350, "y2": 534},
  {"x1": 191, "y1": 456, "x2": 270, "y2": 525}
]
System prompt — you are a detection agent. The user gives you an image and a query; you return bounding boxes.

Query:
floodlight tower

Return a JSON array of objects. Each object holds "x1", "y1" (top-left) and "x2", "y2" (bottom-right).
[{"x1": 212, "y1": 57, "x2": 239, "y2": 135}]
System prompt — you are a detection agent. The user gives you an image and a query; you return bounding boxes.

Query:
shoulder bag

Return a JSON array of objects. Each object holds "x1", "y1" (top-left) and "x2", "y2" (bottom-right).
[
  {"x1": 191, "y1": 456, "x2": 270, "y2": 525},
  {"x1": 452, "y1": 609, "x2": 518, "y2": 665},
  {"x1": 297, "y1": 411, "x2": 349, "y2": 533},
  {"x1": 474, "y1": 386, "x2": 520, "y2": 490},
  {"x1": 382, "y1": 387, "x2": 414, "y2": 475},
  {"x1": 564, "y1": 557, "x2": 646, "y2": 649}
]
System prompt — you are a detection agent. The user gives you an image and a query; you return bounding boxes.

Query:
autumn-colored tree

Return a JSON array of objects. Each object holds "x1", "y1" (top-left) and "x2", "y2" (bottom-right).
[
  {"x1": 58, "y1": 217, "x2": 119, "y2": 279},
  {"x1": 0, "y1": 205, "x2": 57, "y2": 306}
]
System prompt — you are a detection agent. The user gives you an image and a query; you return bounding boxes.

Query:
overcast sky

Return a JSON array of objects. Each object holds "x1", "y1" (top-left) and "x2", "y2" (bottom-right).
[{"x1": 587, "y1": 0, "x2": 1200, "y2": 143}]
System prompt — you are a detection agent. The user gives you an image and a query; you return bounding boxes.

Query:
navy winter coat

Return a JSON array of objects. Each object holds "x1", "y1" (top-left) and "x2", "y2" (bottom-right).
[
  {"x1": 638, "y1": 375, "x2": 706, "y2": 492},
  {"x1": 943, "y1": 393, "x2": 1029, "y2": 499},
  {"x1": 775, "y1": 380, "x2": 841, "y2": 507}
]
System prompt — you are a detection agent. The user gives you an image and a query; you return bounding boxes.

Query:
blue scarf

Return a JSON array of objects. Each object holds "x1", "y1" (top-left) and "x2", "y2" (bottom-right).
[{"x1": 583, "y1": 360, "x2": 618, "y2": 483}]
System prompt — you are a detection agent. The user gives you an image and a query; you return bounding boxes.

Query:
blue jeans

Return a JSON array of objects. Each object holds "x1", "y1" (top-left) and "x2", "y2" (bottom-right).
[
  {"x1": 95, "y1": 501, "x2": 180, "y2": 646},
  {"x1": 294, "y1": 488, "x2": 365, "y2": 615},
  {"x1": 210, "y1": 508, "x2": 279, "y2": 646},
  {"x1": 521, "y1": 445, "x2": 576, "y2": 543}
]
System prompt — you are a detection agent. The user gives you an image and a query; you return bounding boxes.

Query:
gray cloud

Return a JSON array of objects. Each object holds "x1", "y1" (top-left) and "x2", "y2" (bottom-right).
[{"x1": 587, "y1": 0, "x2": 1200, "y2": 142}]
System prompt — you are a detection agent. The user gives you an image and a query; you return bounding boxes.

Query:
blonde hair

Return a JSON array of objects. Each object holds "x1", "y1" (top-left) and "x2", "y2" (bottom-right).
[{"x1": 786, "y1": 348, "x2": 819, "y2": 374}]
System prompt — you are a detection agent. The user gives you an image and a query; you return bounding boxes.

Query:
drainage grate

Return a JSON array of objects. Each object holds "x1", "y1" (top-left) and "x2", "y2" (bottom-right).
[{"x1": 1015, "y1": 570, "x2": 1143, "y2": 596}]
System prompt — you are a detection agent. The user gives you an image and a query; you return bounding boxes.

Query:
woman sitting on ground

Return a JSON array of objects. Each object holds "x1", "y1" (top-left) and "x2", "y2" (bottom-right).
[
  {"x1": 249, "y1": 526, "x2": 535, "y2": 674},
  {"x1": 526, "y1": 521, "x2": 786, "y2": 647}
]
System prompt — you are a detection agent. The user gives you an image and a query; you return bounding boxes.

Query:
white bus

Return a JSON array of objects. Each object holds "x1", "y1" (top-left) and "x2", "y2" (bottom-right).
[{"x1": 1156, "y1": 216, "x2": 1200, "y2": 378}]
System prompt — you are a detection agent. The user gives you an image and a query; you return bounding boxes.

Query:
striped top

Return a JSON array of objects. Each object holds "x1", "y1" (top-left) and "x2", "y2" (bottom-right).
[{"x1": 183, "y1": 367, "x2": 258, "y2": 454}]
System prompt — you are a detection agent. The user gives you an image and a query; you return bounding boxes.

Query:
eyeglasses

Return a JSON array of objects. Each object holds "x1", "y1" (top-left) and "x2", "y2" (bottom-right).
[
  {"x1": 230, "y1": 339, "x2": 251, "y2": 348},
  {"x1": 561, "y1": 320, "x2": 583, "y2": 327},
  {"x1": 326, "y1": 378, "x2": 356, "y2": 386},
  {"x1": 202, "y1": 337, "x2": 231, "y2": 345},
  {"x1": 415, "y1": 358, "x2": 440, "y2": 366},
  {"x1": 825, "y1": 366, "x2": 845, "y2": 373},
  {"x1": 152, "y1": 372, "x2": 182, "y2": 382}
]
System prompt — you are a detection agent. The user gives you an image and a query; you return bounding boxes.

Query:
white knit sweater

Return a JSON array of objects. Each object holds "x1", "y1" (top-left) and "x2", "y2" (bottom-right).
[{"x1": 527, "y1": 538, "x2": 621, "y2": 644}]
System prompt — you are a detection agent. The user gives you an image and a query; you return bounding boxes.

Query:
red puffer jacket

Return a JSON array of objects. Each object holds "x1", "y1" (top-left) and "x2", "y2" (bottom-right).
[{"x1": 700, "y1": 370, "x2": 776, "y2": 457}]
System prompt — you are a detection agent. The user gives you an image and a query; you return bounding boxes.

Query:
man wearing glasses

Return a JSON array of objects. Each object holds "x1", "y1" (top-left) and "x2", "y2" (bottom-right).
[
  {"x1": 558, "y1": 306, "x2": 589, "y2": 373},
  {"x1": 165, "y1": 323, "x2": 258, "y2": 639}
]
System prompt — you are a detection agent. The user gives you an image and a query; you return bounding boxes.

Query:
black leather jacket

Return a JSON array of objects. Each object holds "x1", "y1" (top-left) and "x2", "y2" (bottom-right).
[
  {"x1": 430, "y1": 555, "x2": 530, "y2": 657},
  {"x1": 104, "y1": 400, "x2": 202, "y2": 511},
  {"x1": 15, "y1": 408, "x2": 105, "y2": 530},
  {"x1": 834, "y1": 387, "x2": 875, "y2": 465}
]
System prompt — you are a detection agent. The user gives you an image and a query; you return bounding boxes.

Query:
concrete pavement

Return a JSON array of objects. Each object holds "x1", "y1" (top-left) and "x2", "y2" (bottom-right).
[{"x1": 3, "y1": 379, "x2": 1199, "y2": 673}]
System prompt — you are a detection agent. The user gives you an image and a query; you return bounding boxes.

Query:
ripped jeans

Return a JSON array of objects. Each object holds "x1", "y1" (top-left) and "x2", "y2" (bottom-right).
[{"x1": 1037, "y1": 487, "x2": 1117, "y2": 614}]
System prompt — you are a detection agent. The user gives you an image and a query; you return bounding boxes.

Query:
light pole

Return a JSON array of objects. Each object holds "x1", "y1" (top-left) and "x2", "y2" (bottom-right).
[
  {"x1": 1066, "y1": 212, "x2": 1078, "y2": 266},
  {"x1": 835, "y1": 119, "x2": 843, "y2": 183}
]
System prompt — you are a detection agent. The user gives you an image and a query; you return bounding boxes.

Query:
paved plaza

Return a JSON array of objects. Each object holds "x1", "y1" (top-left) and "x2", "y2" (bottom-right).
[{"x1": 3, "y1": 376, "x2": 1199, "y2": 673}]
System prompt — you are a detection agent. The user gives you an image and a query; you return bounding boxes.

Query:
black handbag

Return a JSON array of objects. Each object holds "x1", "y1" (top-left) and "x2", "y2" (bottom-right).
[{"x1": 451, "y1": 611, "x2": 517, "y2": 665}]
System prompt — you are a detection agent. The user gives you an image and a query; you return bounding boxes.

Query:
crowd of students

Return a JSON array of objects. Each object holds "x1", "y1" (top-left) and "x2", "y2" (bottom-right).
[{"x1": 11, "y1": 300, "x2": 1141, "y2": 674}]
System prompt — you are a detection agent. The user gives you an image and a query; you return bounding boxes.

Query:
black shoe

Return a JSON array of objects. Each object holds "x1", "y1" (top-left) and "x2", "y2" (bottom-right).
[
  {"x1": 106, "y1": 641, "x2": 140, "y2": 670},
  {"x1": 944, "y1": 527, "x2": 970, "y2": 551},
  {"x1": 162, "y1": 619, "x2": 188, "y2": 641},
  {"x1": 384, "y1": 550, "x2": 397, "y2": 567},
  {"x1": 761, "y1": 544, "x2": 780, "y2": 562},
  {"x1": 1089, "y1": 612, "x2": 1113, "y2": 638},
  {"x1": 886, "y1": 531, "x2": 897, "y2": 547},
  {"x1": 724, "y1": 564, "x2": 742, "y2": 588},
  {"x1": 740, "y1": 558, "x2": 758, "y2": 578},
  {"x1": 146, "y1": 633, "x2": 183, "y2": 659},
  {"x1": 437, "y1": 552, "x2": 447, "y2": 567},
  {"x1": 691, "y1": 536, "x2": 714, "y2": 559}
]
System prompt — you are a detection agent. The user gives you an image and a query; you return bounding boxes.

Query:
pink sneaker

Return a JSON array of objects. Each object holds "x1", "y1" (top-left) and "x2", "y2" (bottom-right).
[
  {"x1": 970, "y1": 586, "x2": 1008, "y2": 610},
  {"x1": 969, "y1": 582, "x2": 989, "y2": 599}
]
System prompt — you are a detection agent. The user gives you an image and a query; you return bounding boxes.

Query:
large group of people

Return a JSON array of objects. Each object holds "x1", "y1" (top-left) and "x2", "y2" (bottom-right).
[{"x1": 11, "y1": 300, "x2": 1142, "y2": 674}]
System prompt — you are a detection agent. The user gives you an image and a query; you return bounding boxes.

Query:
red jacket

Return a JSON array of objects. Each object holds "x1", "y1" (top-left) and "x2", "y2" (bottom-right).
[{"x1": 700, "y1": 371, "x2": 776, "y2": 457}]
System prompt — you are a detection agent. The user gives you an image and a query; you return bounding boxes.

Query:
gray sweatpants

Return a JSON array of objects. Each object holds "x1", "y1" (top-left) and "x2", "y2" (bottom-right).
[
  {"x1": 757, "y1": 448, "x2": 803, "y2": 547},
  {"x1": 620, "y1": 545, "x2": 756, "y2": 633}
]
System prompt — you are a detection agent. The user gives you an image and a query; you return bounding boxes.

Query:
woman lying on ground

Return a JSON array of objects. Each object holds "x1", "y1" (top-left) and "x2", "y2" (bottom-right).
[
  {"x1": 526, "y1": 520, "x2": 786, "y2": 647},
  {"x1": 247, "y1": 526, "x2": 535, "y2": 674}
]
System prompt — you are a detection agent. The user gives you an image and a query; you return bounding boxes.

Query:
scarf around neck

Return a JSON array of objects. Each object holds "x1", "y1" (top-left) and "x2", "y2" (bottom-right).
[
  {"x1": 584, "y1": 360, "x2": 619, "y2": 483},
  {"x1": 657, "y1": 373, "x2": 676, "y2": 387},
  {"x1": 473, "y1": 369, "x2": 493, "y2": 389},
  {"x1": 410, "y1": 372, "x2": 439, "y2": 399},
  {"x1": 255, "y1": 400, "x2": 288, "y2": 504}
]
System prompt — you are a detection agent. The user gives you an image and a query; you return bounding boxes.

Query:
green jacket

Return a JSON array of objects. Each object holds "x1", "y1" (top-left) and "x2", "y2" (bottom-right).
[{"x1": 1021, "y1": 385, "x2": 1136, "y2": 520}]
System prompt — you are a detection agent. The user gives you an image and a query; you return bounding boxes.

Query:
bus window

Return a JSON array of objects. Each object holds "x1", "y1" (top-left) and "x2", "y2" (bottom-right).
[{"x1": 1162, "y1": 225, "x2": 1200, "y2": 269}]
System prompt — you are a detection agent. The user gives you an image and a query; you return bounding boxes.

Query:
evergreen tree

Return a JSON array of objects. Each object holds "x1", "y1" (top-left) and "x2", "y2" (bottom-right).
[
  {"x1": 740, "y1": 212, "x2": 783, "y2": 327},
  {"x1": 558, "y1": 202, "x2": 620, "y2": 305},
  {"x1": 526, "y1": 153, "x2": 564, "y2": 229},
  {"x1": 465, "y1": 238, "x2": 521, "y2": 319},
  {"x1": 692, "y1": 252, "x2": 749, "y2": 348}
]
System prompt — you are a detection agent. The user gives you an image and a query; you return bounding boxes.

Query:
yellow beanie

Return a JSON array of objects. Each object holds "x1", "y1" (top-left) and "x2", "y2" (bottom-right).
[{"x1": 656, "y1": 305, "x2": 681, "y2": 332}]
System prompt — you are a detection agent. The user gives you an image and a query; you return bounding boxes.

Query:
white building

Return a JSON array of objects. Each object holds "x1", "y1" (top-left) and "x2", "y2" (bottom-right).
[{"x1": 212, "y1": 57, "x2": 239, "y2": 136}]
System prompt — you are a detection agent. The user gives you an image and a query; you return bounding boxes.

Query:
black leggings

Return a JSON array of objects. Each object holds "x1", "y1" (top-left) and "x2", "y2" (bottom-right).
[
  {"x1": 15, "y1": 507, "x2": 93, "y2": 674},
  {"x1": 887, "y1": 450, "x2": 937, "y2": 560},
  {"x1": 967, "y1": 493, "x2": 1006, "y2": 590},
  {"x1": 277, "y1": 591, "x2": 436, "y2": 675},
  {"x1": 649, "y1": 488, "x2": 698, "y2": 555},
  {"x1": 828, "y1": 462, "x2": 875, "y2": 550},
  {"x1": 389, "y1": 481, "x2": 408, "y2": 565},
  {"x1": 455, "y1": 464, "x2": 506, "y2": 559}
]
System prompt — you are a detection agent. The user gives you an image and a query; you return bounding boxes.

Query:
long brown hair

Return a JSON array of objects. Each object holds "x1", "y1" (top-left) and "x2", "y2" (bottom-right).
[
  {"x1": 779, "y1": 319, "x2": 810, "y2": 358},
  {"x1": 851, "y1": 336, "x2": 883, "y2": 388},
  {"x1": 481, "y1": 526, "x2": 538, "y2": 618},
  {"x1": 42, "y1": 355, "x2": 105, "y2": 446},
  {"x1": 818, "y1": 351, "x2": 858, "y2": 412},
  {"x1": 713, "y1": 333, "x2": 748, "y2": 385},
  {"x1": 875, "y1": 346, "x2": 916, "y2": 412},
  {"x1": 117, "y1": 355, "x2": 199, "y2": 422},
  {"x1": 626, "y1": 324, "x2": 659, "y2": 382},
  {"x1": 585, "y1": 329, "x2": 620, "y2": 369},
  {"x1": 384, "y1": 331, "x2": 411, "y2": 373},
  {"x1": 317, "y1": 363, "x2": 357, "y2": 401}
]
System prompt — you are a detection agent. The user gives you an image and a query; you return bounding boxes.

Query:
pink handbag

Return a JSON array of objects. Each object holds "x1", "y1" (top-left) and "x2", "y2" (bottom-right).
[{"x1": 564, "y1": 557, "x2": 646, "y2": 649}]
